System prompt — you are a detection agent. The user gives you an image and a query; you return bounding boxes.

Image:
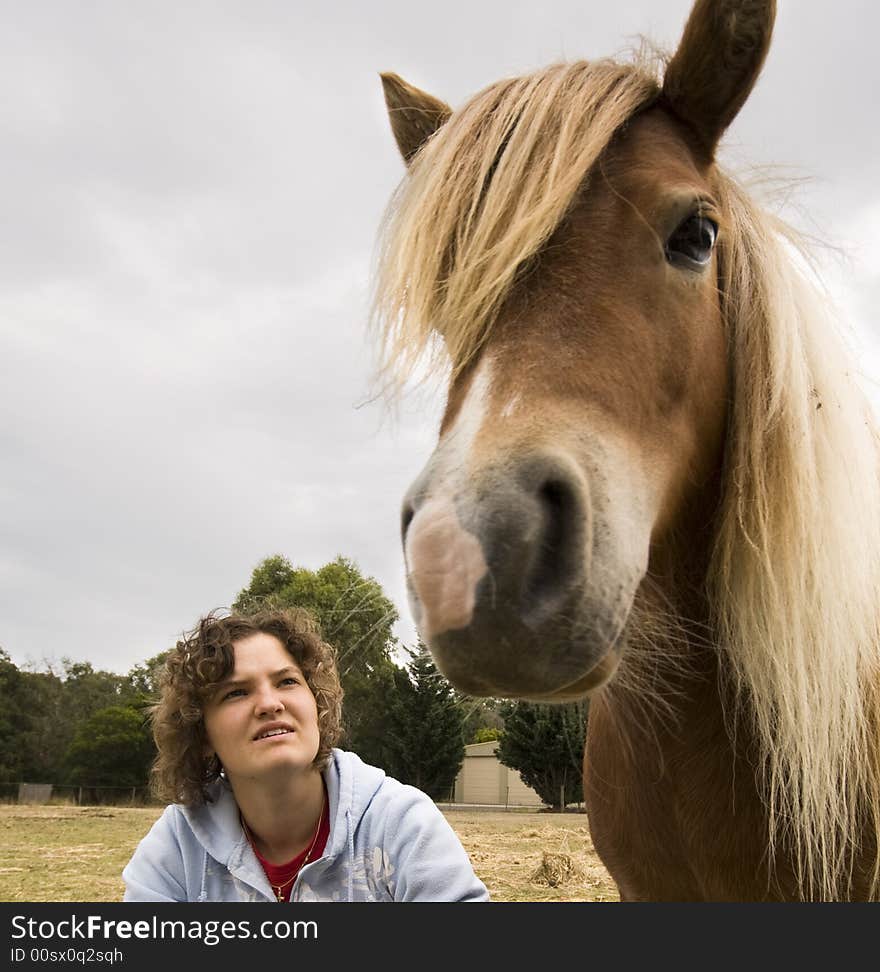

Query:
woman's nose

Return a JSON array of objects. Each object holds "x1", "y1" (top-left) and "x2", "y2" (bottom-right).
[{"x1": 253, "y1": 687, "x2": 284, "y2": 716}]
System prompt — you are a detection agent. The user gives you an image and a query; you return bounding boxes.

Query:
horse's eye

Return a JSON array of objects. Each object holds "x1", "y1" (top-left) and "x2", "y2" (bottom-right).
[{"x1": 665, "y1": 214, "x2": 718, "y2": 269}]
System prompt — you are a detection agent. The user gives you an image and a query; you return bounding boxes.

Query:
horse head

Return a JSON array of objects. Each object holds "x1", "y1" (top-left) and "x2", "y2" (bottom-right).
[{"x1": 378, "y1": 0, "x2": 776, "y2": 701}]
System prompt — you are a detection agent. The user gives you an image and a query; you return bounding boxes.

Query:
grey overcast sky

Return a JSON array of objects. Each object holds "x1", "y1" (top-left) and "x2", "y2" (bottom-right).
[{"x1": 2, "y1": 0, "x2": 879, "y2": 674}]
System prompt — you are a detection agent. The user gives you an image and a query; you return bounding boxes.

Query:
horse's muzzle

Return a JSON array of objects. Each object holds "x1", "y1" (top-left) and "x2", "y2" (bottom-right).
[{"x1": 401, "y1": 453, "x2": 623, "y2": 698}]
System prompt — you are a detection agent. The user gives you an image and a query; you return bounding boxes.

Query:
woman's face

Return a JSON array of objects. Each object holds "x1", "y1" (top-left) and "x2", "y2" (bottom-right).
[{"x1": 202, "y1": 632, "x2": 321, "y2": 787}]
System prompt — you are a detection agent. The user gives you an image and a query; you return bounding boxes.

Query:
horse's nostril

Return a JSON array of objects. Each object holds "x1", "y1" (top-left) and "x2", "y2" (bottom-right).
[
  {"x1": 539, "y1": 479, "x2": 568, "y2": 551},
  {"x1": 523, "y1": 477, "x2": 579, "y2": 618}
]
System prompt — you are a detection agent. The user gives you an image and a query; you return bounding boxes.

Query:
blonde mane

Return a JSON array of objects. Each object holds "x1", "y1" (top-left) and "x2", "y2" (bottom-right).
[
  {"x1": 373, "y1": 57, "x2": 880, "y2": 900},
  {"x1": 710, "y1": 179, "x2": 880, "y2": 899}
]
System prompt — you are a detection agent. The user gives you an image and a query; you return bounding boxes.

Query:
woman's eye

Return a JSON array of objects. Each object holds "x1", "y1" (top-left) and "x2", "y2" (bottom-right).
[
  {"x1": 222, "y1": 688, "x2": 245, "y2": 701},
  {"x1": 665, "y1": 213, "x2": 718, "y2": 269},
  {"x1": 280, "y1": 677, "x2": 298, "y2": 687}
]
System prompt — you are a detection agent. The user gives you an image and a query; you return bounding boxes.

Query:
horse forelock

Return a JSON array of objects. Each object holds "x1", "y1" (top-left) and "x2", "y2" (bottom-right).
[{"x1": 372, "y1": 57, "x2": 661, "y2": 390}]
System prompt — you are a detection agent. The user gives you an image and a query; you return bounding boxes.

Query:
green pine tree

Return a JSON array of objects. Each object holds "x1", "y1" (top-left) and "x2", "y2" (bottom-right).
[
  {"x1": 497, "y1": 699, "x2": 589, "y2": 810},
  {"x1": 382, "y1": 644, "x2": 466, "y2": 800}
]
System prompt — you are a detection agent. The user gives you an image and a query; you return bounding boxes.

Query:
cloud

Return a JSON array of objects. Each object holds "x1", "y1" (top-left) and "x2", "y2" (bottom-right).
[{"x1": 1, "y1": 1, "x2": 878, "y2": 674}]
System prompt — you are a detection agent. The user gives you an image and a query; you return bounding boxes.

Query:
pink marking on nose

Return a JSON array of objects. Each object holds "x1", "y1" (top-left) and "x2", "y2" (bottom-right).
[{"x1": 405, "y1": 497, "x2": 488, "y2": 638}]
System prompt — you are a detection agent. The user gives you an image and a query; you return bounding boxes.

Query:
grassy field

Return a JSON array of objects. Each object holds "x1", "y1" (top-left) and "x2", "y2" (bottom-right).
[{"x1": 0, "y1": 804, "x2": 618, "y2": 902}]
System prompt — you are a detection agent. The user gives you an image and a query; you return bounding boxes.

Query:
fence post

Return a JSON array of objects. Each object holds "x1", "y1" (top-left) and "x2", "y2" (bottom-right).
[{"x1": 77, "y1": 787, "x2": 82, "y2": 807}]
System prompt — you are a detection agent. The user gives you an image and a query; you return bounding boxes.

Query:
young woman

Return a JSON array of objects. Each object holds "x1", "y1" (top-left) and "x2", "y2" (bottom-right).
[{"x1": 123, "y1": 608, "x2": 489, "y2": 902}]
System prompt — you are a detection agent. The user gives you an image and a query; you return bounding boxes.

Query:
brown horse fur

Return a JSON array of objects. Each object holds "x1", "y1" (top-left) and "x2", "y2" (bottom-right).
[
  {"x1": 374, "y1": 0, "x2": 880, "y2": 900},
  {"x1": 381, "y1": 73, "x2": 452, "y2": 166}
]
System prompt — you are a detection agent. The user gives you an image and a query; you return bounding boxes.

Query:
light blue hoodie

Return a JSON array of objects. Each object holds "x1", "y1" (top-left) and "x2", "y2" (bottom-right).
[{"x1": 123, "y1": 749, "x2": 489, "y2": 902}]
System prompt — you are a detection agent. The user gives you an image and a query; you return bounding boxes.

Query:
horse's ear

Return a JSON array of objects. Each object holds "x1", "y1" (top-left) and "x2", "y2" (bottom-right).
[
  {"x1": 380, "y1": 72, "x2": 452, "y2": 166},
  {"x1": 662, "y1": 0, "x2": 776, "y2": 155}
]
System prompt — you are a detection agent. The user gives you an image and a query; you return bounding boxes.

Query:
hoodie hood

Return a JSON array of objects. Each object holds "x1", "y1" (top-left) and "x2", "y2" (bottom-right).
[
  {"x1": 179, "y1": 749, "x2": 388, "y2": 900},
  {"x1": 123, "y1": 748, "x2": 489, "y2": 902},
  {"x1": 322, "y1": 749, "x2": 387, "y2": 860}
]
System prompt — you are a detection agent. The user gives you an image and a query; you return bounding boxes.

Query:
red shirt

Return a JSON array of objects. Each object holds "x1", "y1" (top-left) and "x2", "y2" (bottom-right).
[{"x1": 247, "y1": 793, "x2": 331, "y2": 903}]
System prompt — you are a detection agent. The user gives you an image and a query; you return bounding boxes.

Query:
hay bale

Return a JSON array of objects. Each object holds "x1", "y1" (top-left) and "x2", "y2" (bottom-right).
[{"x1": 530, "y1": 851, "x2": 585, "y2": 888}]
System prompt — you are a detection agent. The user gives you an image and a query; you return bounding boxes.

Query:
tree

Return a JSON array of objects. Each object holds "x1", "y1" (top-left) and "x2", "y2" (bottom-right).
[
  {"x1": 0, "y1": 651, "x2": 161, "y2": 787},
  {"x1": 0, "y1": 650, "x2": 47, "y2": 781},
  {"x1": 53, "y1": 659, "x2": 133, "y2": 724},
  {"x1": 233, "y1": 554, "x2": 398, "y2": 674},
  {"x1": 42, "y1": 660, "x2": 140, "y2": 783},
  {"x1": 457, "y1": 695, "x2": 504, "y2": 744},
  {"x1": 472, "y1": 726, "x2": 503, "y2": 744},
  {"x1": 63, "y1": 705, "x2": 156, "y2": 788},
  {"x1": 234, "y1": 554, "x2": 296, "y2": 605},
  {"x1": 233, "y1": 554, "x2": 401, "y2": 766},
  {"x1": 124, "y1": 651, "x2": 170, "y2": 702},
  {"x1": 382, "y1": 645, "x2": 465, "y2": 800},
  {"x1": 497, "y1": 700, "x2": 589, "y2": 810},
  {"x1": 0, "y1": 651, "x2": 69, "y2": 783}
]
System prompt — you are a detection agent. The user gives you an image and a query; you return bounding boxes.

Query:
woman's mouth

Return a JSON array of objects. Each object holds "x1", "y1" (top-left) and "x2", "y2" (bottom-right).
[{"x1": 253, "y1": 727, "x2": 293, "y2": 741}]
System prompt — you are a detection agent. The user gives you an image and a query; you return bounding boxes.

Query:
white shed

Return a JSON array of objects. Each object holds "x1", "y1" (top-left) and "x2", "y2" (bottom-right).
[{"x1": 452, "y1": 740, "x2": 545, "y2": 807}]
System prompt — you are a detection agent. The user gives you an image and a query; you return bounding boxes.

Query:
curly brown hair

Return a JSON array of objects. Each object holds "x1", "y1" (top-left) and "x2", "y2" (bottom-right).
[{"x1": 150, "y1": 608, "x2": 344, "y2": 807}]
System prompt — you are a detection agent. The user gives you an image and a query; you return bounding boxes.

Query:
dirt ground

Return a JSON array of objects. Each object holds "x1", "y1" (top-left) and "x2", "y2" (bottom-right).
[
  {"x1": 447, "y1": 809, "x2": 619, "y2": 901},
  {"x1": 0, "y1": 803, "x2": 618, "y2": 902}
]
